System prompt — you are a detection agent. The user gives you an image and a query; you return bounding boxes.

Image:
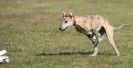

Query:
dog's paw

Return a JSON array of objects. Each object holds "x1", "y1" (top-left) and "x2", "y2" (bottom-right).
[{"x1": 89, "y1": 54, "x2": 97, "y2": 57}]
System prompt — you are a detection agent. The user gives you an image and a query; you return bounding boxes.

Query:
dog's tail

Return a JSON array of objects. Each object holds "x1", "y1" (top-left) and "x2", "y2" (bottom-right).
[{"x1": 114, "y1": 24, "x2": 130, "y2": 31}]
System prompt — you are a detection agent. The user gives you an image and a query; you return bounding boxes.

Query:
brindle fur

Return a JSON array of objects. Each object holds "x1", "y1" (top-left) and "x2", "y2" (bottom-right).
[{"x1": 59, "y1": 10, "x2": 122, "y2": 56}]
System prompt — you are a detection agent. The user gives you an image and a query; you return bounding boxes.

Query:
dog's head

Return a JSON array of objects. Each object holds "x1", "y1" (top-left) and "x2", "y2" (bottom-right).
[{"x1": 59, "y1": 10, "x2": 75, "y2": 31}]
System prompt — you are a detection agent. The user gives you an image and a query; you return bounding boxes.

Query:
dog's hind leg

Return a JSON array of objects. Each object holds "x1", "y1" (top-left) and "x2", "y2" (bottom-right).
[
  {"x1": 98, "y1": 26, "x2": 106, "y2": 42},
  {"x1": 105, "y1": 26, "x2": 120, "y2": 56}
]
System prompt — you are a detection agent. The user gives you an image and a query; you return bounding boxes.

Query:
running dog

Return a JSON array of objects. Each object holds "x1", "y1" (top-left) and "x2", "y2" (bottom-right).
[{"x1": 59, "y1": 10, "x2": 126, "y2": 56}]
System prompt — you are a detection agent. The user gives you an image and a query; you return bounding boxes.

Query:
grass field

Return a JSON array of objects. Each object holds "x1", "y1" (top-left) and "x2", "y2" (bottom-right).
[{"x1": 0, "y1": 0, "x2": 133, "y2": 68}]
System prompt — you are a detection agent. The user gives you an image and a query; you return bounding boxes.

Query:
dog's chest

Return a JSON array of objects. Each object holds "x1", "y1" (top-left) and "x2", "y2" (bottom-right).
[{"x1": 75, "y1": 25, "x2": 86, "y2": 33}]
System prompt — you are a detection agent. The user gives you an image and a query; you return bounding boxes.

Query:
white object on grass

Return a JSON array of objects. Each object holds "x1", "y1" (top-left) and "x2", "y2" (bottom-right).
[
  {"x1": 0, "y1": 56, "x2": 9, "y2": 63},
  {"x1": 0, "y1": 50, "x2": 9, "y2": 63},
  {"x1": 0, "y1": 50, "x2": 7, "y2": 56}
]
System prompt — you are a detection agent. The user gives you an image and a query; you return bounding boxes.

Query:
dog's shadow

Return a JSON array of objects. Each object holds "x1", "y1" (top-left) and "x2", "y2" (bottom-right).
[
  {"x1": 35, "y1": 51, "x2": 108, "y2": 56},
  {"x1": 36, "y1": 52, "x2": 115, "y2": 56},
  {"x1": 36, "y1": 52, "x2": 91, "y2": 56}
]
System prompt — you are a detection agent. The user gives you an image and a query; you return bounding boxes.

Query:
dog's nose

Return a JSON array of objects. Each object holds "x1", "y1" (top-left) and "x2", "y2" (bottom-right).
[{"x1": 59, "y1": 27, "x2": 65, "y2": 31}]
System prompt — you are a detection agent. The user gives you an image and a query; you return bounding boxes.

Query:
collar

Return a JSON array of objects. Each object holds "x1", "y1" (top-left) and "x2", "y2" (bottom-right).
[{"x1": 73, "y1": 16, "x2": 76, "y2": 26}]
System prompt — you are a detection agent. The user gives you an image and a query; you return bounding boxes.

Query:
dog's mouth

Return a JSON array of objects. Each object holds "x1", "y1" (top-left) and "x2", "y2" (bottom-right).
[{"x1": 59, "y1": 27, "x2": 68, "y2": 31}]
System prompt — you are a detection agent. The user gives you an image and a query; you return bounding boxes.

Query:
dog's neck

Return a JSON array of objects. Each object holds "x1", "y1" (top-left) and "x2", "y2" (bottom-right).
[
  {"x1": 72, "y1": 16, "x2": 86, "y2": 33},
  {"x1": 73, "y1": 16, "x2": 79, "y2": 26},
  {"x1": 73, "y1": 16, "x2": 84, "y2": 26}
]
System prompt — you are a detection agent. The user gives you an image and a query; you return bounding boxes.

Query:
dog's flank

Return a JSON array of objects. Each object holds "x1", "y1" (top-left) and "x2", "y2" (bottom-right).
[{"x1": 59, "y1": 10, "x2": 121, "y2": 56}]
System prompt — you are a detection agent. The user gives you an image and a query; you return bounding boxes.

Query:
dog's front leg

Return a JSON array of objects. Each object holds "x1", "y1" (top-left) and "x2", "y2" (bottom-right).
[
  {"x1": 90, "y1": 45, "x2": 98, "y2": 57},
  {"x1": 87, "y1": 34, "x2": 99, "y2": 56},
  {"x1": 91, "y1": 36, "x2": 98, "y2": 56}
]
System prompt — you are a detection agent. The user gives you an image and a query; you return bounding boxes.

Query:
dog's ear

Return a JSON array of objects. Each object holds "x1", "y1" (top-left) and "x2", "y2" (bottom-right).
[
  {"x1": 62, "y1": 10, "x2": 66, "y2": 16},
  {"x1": 69, "y1": 9, "x2": 74, "y2": 17}
]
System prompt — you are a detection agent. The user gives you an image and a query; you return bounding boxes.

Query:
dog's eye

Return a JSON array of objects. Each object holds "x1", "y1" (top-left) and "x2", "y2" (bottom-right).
[{"x1": 64, "y1": 21, "x2": 68, "y2": 23}]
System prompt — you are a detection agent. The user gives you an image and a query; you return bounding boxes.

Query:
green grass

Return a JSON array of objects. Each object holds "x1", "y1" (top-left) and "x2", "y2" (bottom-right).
[{"x1": 0, "y1": 0, "x2": 133, "y2": 68}]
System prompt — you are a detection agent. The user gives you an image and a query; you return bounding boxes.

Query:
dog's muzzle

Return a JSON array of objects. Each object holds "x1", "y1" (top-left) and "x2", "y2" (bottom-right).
[{"x1": 59, "y1": 27, "x2": 67, "y2": 31}]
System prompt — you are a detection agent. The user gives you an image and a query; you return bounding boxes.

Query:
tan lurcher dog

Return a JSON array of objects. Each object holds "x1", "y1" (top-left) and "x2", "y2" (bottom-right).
[{"x1": 59, "y1": 10, "x2": 125, "y2": 56}]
